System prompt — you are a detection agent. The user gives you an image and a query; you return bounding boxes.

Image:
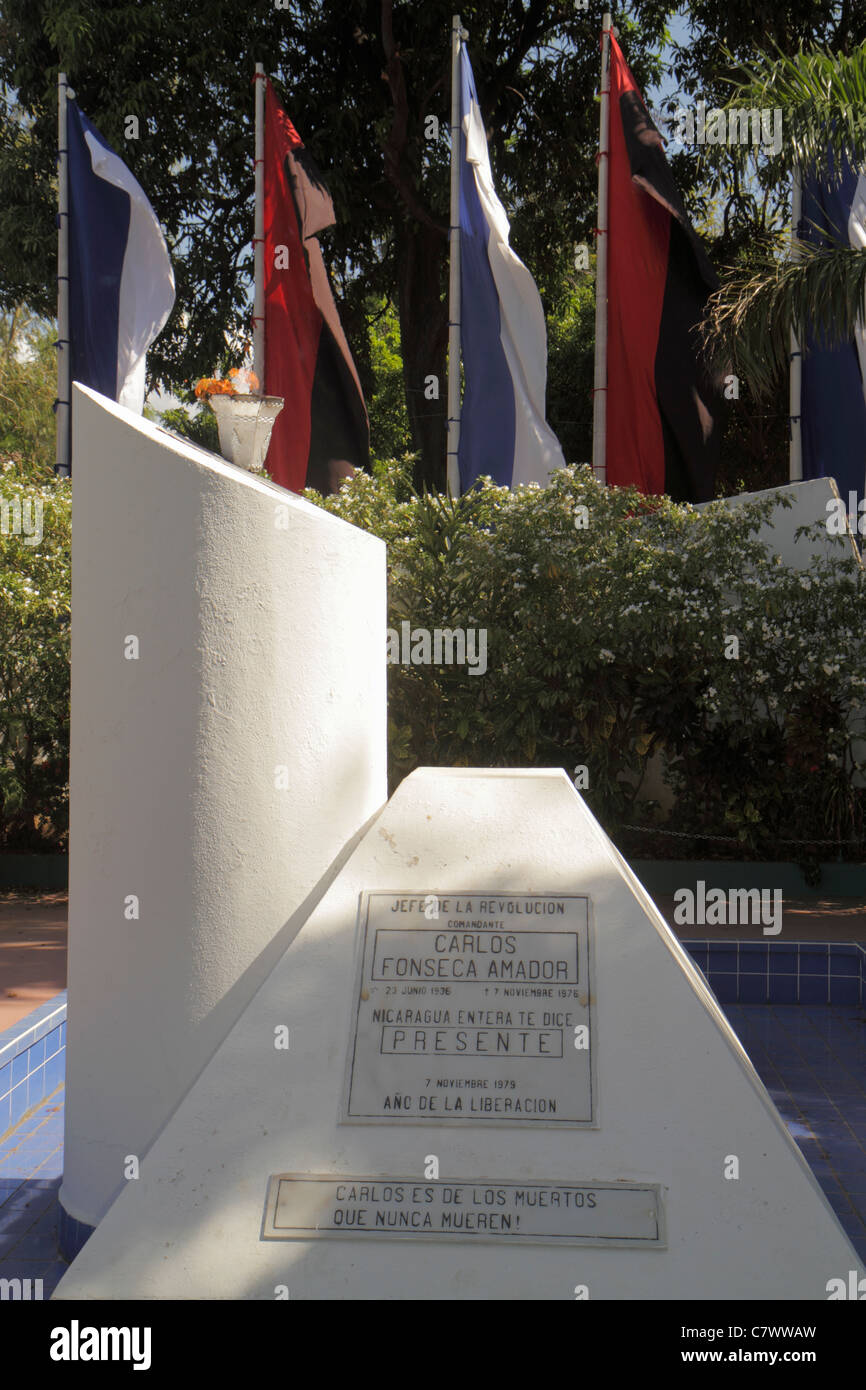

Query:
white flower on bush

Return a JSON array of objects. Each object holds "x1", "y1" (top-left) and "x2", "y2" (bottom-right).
[{"x1": 598, "y1": 649, "x2": 615, "y2": 663}]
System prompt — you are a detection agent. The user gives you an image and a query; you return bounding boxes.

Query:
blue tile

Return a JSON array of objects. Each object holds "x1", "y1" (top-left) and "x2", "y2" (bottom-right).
[
  {"x1": 768, "y1": 949, "x2": 798, "y2": 976},
  {"x1": 0, "y1": 1061, "x2": 10, "y2": 1100},
  {"x1": 707, "y1": 973, "x2": 738, "y2": 1003},
  {"x1": 0, "y1": 1090, "x2": 10, "y2": 1140},
  {"x1": 44, "y1": 1052, "x2": 64, "y2": 1095},
  {"x1": 30, "y1": 1204, "x2": 58, "y2": 1235},
  {"x1": 707, "y1": 948, "x2": 738, "y2": 973},
  {"x1": 829, "y1": 978, "x2": 861, "y2": 1006},
  {"x1": 10, "y1": 1051, "x2": 29, "y2": 1087},
  {"x1": 798, "y1": 976, "x2": 829, "y2": 1004},
  {"x1": 2, "y1": 1187, "x2": 55, "y2": 1215},
  {"x1": 60, "y1": 1022, "x2": 66, "y2": 1046},
  {"x1": 740, "y1": 950, "x2": 768, "y2": 975},
  {"x1": 829, "y1": 955, "x2": 860, "y2": 978},
  {"x1": 21, "y1": 1233, "x2": 60, "y2": 1258},
  {"x1": 9, "y1": 1080, "x2": 28, "y2": 1127},
  {"x1": 26, "y1": 1065, "x2": 46, "y2": 1110},
  {"x1": 0, "y1": 1208, "x2": 39, "y2": 1236},
  {"x1": 827, "y1": 1194, "x2": 856, "y2": 1218},
  {"x1": 831, "y1": 1152, "x2": 866, "y2": 1177},
  {"x1": 0, "y1": 1260, "x2": 55, "y2": 1292},
  {"x1": 739, "y1": 975, "x2": 769, "y2": 1003},
  {"x1": 768, "y1": 975, "x2": 798, "y2": 1004},
  {"x1": 40, "y1": 1261, "x2": 68, "y2": 1297},
  {"x1": 58, "y1": 1205, "x2": 94, "y2": 1261},
  {"x1": 31, "y1": 1159, "x2": 63, "y2": 1179},
  {"x1": 43, "y1": 1027, "x2": 61, "y2": 1060},
  {"x1": 27, "y1": 1037, "x2": 45, "y2": 1073}
]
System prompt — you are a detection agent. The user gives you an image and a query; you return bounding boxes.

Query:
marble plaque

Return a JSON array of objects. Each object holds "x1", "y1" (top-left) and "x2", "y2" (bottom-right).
[
  {"x1": 343, "y1": 892, "x2": 594, "y2": 1125},
  {"x1": 263, "y1": 1175, "x2": 663, "y2": 1246}
]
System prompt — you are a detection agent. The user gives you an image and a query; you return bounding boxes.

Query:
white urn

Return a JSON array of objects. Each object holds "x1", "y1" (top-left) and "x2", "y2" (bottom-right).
[{"x1": 208, "y1": 394, "x2": 284, "y2": 474}]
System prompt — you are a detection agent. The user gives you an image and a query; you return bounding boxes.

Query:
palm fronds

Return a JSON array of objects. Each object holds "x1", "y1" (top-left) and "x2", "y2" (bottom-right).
[
  {"x1": 722, "y1": 43, "x2": 866, "y2": 180},
  {"x1": 704, "y1": 241, "x2": 866, "y2": 397}
]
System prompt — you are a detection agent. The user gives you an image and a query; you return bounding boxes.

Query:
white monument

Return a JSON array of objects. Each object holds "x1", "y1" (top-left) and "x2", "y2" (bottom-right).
[
  {"x1": 54, "y1": 768, "x2": 863, "y2": 1300},
  {"x1": 699, "y1": 476, "x2": 862, "y2": 570},
  {"x1": 59, "y1": 386, "x2": 387, "y2": 1250}
]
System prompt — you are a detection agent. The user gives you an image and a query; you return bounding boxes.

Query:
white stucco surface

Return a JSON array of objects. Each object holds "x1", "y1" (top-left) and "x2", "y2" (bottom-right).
[
  {"x1": 698, "y1": 476, "x2": 862, "y2": 569},
  {"x1": 54, "y1": 768, "x2": 862, "y2": 1300},
  {"x1": 60, "y1": 385, "x2": 387, "y2": 1234}
]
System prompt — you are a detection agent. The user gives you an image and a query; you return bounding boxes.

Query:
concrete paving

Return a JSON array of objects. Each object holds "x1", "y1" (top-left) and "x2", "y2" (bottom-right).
[{"x1": 0, "y1": 894, "x2": 68, "y2": 1032}]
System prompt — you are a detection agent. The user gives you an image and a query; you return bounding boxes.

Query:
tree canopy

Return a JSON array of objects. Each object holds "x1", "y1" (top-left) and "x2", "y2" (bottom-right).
[{"x1": 1, "y1": 1, "x2": 862, "y2": 487}]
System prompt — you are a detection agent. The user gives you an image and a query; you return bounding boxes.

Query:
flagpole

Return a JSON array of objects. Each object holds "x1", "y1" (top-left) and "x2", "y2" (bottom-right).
[
  {"x1": 56, "y1": 71, "x2": 71, "y2": 477},
  {"x1": 788, "y1": 165, "x2": 803, "y2": 482},
  {"x1": 446, "y1": 15, "x2": 464, "y2": 496},
  {"x1": 253, "y1": 62, "x2": 265, "y2": 391},
  {"x1": 591, "y1": 14, "x2": 612, "y2": 487}
]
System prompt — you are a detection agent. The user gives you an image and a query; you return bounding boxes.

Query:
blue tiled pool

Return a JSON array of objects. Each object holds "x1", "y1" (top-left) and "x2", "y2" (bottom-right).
[
  {"x1": 684, "y1": 940, "x2": 866, "y2": 1006},
  {"x1": 0, "y1": 996, "x2": 864, "y2": 1296},
  {"x1": 0, "y1": 1089, "x2": 66, "y2": 1295}
]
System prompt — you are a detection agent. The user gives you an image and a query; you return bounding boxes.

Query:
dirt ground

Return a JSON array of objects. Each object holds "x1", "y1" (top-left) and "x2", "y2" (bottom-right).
[
  {"x1": 0, "y1": 892, "x2": 68, "y2": 1033},
  {"x1": 0, "y1": 890, "x2": 864, "y2": 1034}
]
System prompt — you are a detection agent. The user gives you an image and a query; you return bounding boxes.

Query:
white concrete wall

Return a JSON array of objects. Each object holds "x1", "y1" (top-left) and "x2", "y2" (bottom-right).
[
  {"x1": 54, "y1": 769, "x2": 862, "y2": 1300},
  {"x1": 697, "y1": 476, "x2": 862, "y2": 570},
  {"x1": 60, "y1": 385, "x2": 387, "y2": 1234}
]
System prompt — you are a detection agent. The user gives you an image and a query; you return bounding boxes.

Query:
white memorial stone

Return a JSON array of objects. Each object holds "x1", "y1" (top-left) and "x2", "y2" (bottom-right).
[
  {"x1": 60, "y1": 385, "x2": 387, "y2": 1241},
  {"x1": 54, "y1": 768, "x2": 863, "y2": 1300}
]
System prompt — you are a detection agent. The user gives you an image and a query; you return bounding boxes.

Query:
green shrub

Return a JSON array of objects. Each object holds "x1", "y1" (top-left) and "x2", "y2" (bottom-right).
[
  {"x1": 0, "y1": 460, "x2": 71, "y2": 851},
  {"x1": 309, "y1": 461, "x2": 866, "y2": 862}
]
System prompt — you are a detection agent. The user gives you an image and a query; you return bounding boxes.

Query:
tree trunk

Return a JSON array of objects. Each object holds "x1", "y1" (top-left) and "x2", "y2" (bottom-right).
[{"x1": 396, "y1": 221, "x2": 449, "y2": 493}]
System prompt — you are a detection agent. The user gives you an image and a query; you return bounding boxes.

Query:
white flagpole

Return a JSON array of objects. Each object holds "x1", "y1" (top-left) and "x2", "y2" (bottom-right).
[
  {"x1": 789, "y1": 166, "x2": 803, "y2": 481},
  {"x1": 446, "y1": 15, "x2": 465, "y2": 496},
  {"x1": 56, "y1": 71, "x2": 71, "y2": 477},
  {"x1": 253, "y1": 62, "x2": 266, "y2": 391},
  {"x1": 592, "y1": 13, "x2": 612, "y2": 487}
]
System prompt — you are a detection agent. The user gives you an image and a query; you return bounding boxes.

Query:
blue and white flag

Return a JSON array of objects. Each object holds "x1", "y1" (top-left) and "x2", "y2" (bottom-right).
[
  {"x1": 457, "y1": 47, "x2": 565, "y2": 491},
  {"x1": 800, "y1": 154, "x2": 866, "y2": 518},
  {"x1": 67, "y1": 101, "x2": 175, "y2": 414}
]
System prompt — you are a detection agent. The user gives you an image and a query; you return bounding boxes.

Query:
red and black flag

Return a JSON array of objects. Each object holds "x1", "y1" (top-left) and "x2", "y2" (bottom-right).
[
  {"x1": 606, "y1": 35, "x2": 723, "y2": 502},
  {"x1": 263, "y1": 81, "x2": 369, "y2": 494}
]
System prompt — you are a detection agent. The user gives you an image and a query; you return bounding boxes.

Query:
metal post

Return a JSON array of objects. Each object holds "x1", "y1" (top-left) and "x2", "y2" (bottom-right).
[
  {"x1": 591, "y1": 13, "x2": 612, "y2": 486},
  {"x1": 56, "y1": 71, "x2": 71, "y2": 477},
  {"x1": 446, "y1": 15, "x2": 465, "y2": 496},
  {"x1": 253, "y1": 63, "x2": 266, "y2": 392},
  {"x1": 789, "y1": 166, "x2": 803, "y2": 481}
]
